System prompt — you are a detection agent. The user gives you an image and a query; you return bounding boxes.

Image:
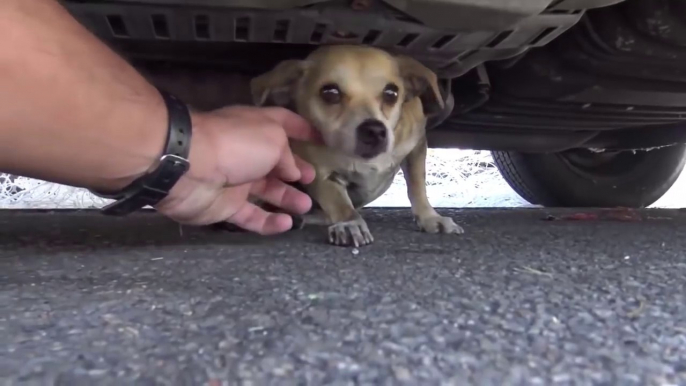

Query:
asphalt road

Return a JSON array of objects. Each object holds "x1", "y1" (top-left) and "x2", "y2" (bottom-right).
[{"x1": 1, "y1": 208, "x2": 686, "y2": 386}]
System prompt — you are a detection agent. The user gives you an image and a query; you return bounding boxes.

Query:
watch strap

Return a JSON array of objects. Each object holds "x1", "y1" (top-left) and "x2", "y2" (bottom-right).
[{"x1": 91, "y1": 89, "x2": 192, "y2": 216}]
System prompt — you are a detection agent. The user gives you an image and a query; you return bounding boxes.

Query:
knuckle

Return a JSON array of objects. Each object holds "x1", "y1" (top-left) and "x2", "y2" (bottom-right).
[{"x1": 266, "y1": 125, "x2": 289, "y2": 147}]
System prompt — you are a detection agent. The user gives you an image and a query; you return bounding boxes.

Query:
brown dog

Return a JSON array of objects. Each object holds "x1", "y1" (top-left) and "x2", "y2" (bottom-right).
[{"x1": 251, "y1": 45, "x2": 463, "y2": 246}]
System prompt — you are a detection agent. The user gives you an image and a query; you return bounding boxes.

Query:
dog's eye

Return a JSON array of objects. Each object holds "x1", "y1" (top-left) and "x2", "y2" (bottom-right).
[
  {"x1": 382, "y1": 84, "x2": 399, "y2": 104},
  {"x1": 320, "y1": 84, "x2": 342, "y2": 104}
]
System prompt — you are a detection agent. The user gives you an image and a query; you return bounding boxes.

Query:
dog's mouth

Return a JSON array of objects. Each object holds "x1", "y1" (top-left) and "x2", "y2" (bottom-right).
[{"x1": 355, "y1": 142, "x2": 386, "y2": 159}]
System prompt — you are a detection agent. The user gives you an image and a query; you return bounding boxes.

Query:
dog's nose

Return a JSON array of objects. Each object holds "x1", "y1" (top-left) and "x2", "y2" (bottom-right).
[
  {"x1": 358, "y1": 120, "x2": 387, "y2": 141},
  {"x1": 355, "y1": 119, "x2": 388, "y2": 159}
]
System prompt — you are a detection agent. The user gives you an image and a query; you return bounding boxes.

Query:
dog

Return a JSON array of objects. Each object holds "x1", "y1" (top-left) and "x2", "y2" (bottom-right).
[{"x1": 250, "y1": 45, "x2": 463, "y2": 247}]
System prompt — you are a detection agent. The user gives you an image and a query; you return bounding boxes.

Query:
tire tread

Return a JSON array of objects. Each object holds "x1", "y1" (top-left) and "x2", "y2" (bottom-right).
[{"x1": 491, "y1": 151, "x2": 541, "y2": 205}]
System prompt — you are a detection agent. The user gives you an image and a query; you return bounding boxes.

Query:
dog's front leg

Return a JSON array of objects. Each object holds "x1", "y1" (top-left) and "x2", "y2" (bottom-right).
[
  {"x1": 309, "y1": 178, "x2": 374, "y2": 247},
  {"x1": 402, "y1": 138, "x2": 464, "y2": 234}
]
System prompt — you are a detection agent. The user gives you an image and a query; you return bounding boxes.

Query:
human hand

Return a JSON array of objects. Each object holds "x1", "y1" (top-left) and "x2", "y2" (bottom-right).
[{"x1": 154, "y1": 106, "x2": 319, "y2": 234}]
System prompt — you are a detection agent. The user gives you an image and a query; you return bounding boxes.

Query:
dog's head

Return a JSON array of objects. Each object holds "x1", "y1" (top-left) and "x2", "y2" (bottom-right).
[{"x1": 251, "y1": 45, "x2": 444, "y2": 159}]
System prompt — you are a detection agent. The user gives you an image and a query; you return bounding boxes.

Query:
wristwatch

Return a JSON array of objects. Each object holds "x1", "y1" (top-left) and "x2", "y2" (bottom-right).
[{"x1": 90, "y1": 89, "x2": 192, "y2": 216}]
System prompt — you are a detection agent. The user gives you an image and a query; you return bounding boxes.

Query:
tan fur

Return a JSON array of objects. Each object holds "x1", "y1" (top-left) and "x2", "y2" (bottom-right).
[{"x1": 251, "y1": 45, "x2": 463, "y2": 246}]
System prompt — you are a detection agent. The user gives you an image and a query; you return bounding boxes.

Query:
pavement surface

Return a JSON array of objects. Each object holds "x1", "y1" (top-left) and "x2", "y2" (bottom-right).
[{"x1": 1, "y1": 208, "x2": 686, "y2": 386}]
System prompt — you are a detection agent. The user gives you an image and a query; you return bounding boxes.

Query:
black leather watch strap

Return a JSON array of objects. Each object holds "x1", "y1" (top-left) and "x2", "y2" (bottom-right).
[{"x1": 91, "y1": 89, "x2": 192, "y2": 216}]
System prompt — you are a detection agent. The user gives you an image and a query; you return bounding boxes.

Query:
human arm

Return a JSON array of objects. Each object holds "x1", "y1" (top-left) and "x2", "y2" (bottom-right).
[
  {"x1": 0, "y1": 0, "x2": 316, "y2": 234},
  {"x1": 0, "y1": 0, "x2": 170, "y2": 191}
]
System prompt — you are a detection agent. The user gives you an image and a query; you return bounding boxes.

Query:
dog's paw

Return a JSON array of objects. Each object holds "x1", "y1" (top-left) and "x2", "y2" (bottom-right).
[
  {"x1": 328, "y1": 218, "x2": 374, "y2": 247},
  {"x1": 416, "y1": 215, "x2": 464, "y2": 234}
]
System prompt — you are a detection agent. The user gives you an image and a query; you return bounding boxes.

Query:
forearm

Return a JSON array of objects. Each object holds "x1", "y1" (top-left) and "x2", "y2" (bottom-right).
[{"x1": 0, "y1": 0, "x2": 168, "y2": 191}]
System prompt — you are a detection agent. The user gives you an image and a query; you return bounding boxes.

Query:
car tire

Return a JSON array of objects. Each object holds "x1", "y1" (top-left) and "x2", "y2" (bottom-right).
[{"x1": 491, "y1": 145, "x2": 686, "y2": 208}]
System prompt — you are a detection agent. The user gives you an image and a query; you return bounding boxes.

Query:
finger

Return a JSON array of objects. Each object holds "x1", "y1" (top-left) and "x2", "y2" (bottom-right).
[
  {"x1": 227, "y1": 201, "x2": 293, "y2": 235},
  {"x1": 271, "y1": 146, "x2": 302, "y2": 183},
  {"x1": 214, "y1": 105, "x2": 323, "y2": 144},
  {"x1": 259, "y1": 107, "x2": 324, "y2": 144},
  {"x1": 268, "y1": 147, "x2": 314, "y2": 185},
  {"x1": 250, "y1": 177, "x2": 312, "y2": 215},
  {"x1": 294, "y1": 155, "x2": 315, "y2": 184}
]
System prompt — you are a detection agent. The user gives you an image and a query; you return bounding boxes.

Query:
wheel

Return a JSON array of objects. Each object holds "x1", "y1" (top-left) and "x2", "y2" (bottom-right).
[{"x1": 491, "y1": 144, "x2": 686, "y2": 208}]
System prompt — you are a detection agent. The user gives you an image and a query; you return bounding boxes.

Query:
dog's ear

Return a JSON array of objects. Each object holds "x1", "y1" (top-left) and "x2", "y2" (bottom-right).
[
  {"x1": 250, "y1": 60, "x2": 309, "y2": 107},
  {"x1": 396, "y1": 56, "x2": 445, "y2": 117}
]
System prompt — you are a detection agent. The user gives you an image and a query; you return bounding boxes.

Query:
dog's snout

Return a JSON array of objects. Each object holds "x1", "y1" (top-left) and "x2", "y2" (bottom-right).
[{"x1": 355, "y1": 119, "x2": 388, "y2": 159}]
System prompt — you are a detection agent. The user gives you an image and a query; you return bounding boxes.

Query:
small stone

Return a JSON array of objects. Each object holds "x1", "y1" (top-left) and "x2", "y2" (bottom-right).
[
  {"x1": 352, "y1": 248, "x2": 360, "y2": 255},
  {"x1": 392, "y1": 366, "x2": 412, "y2": 381}
]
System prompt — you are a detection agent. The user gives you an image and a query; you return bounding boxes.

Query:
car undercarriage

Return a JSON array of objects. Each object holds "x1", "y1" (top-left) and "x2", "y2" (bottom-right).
[{"x1": 59, "y1": 0, "x2": 686, "y2": 207}]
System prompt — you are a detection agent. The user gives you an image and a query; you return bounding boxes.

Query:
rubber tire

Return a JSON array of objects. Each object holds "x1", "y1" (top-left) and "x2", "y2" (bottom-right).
[{"x1": 491, "y1": 144, "x2": 686, "y2": 208}]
